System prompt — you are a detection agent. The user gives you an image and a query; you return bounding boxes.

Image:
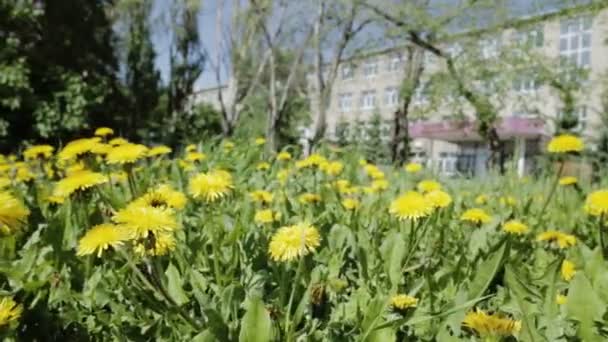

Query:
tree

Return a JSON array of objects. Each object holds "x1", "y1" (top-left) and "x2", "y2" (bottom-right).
[
  {"x1": 166, "y1": 0, "x2": 205, "y2": 144},
  {"x1": 124, "y1": 0, "x2": 161, "y2": 140},
  {"x1": 249, "y1": 0, "x2": 314, "y2": 151},
  {"x1": 207, "y1": 0, "x2": 271, "y2": 137},
  {"x1": 0, "y1": 0, "x2": 122, "y2": 150},
  {"x1": 306, "y1": 0, "x2": 372, "y2": 154},
  {"x1": 391, "y1": 44, "x2": 425, "y2": 164}
]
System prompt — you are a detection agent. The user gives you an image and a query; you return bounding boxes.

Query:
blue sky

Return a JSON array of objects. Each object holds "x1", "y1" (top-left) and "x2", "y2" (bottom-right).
[{"x1": 151, "y1": 0, "x2": 229, "y2": 91}]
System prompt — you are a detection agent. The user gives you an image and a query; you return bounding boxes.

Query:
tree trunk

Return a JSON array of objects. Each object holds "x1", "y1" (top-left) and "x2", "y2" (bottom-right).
[{"x1": 391, "y1": 45, "x2": 424, "y2": 164}]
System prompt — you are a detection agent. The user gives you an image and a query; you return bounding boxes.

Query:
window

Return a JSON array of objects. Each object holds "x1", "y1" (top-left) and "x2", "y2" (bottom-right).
[
  {"x1": 341, "y1": 64, "x2": 353, "y2": 80},
  {"x1": 480, "y1": 37, "x2": 500, "y2": 59},
  {"x1": 575, "y1": 107, "x2": 588, "y2": 130},
  {"x1": 412, "y1": 84, "x2": 428, "y2": 105},
  {"x1": 363, "y1": 59, "x2": 378, "y2": 78},
  {"x1": 513, "y1": 74, "x2": 539, "y2": 93},
  {"x1": 338, "y1": 93, "x2": 353, "y2": 112},
  {"x1": 437, "y1": 152, "x2": 457, "y2": 175},
  {"x1": 387, "y1": 53, "x2": 403, "y2": 71},
  {"x1": 513, "y1": 26, "x2": 544, "y2": 47},
  {"x1": 384, "y1": 87, "x2": 399, "y2": 107},
  {"x1": 360, "y1": 90, "x2": 377, "y2": 110},
  {"x1": 559, "y1": 16, "x2": 592, "y2": 68}
]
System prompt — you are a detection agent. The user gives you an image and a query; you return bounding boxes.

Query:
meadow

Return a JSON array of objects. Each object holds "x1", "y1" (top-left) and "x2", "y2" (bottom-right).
[{"x1": 0, "y1": 129, "x2": 607, "y2": 341}]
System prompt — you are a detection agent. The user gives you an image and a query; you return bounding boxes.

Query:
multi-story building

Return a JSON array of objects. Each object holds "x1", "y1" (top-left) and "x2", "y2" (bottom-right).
[{"x1": 314, "y1": 7, "x2": 608, "y2": 176}]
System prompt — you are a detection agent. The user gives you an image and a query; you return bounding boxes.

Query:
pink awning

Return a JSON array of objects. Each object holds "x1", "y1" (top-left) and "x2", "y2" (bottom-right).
[{"x1": 408, "y1": 116, "x2": 547, "y2": 141}]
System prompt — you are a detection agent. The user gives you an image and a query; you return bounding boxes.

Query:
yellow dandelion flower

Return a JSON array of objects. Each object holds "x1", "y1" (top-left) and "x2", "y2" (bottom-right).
[
  {"x1": 561, "y1": 259, "x2": 576, "y2": 281},
  {"x1": 15, "y1": 166, "x2": 34, "y2": 182},
  {"x1": 460, "y1": 208, "x2": 492, "y2": 224},
  {"x1": 584, "y1": 189, "x2": 608, "y2": 216},
  {"x1": 185, "y1": 151, "x2": 206, "y2": 162},
  {"x1": 277, "y1": 168, "x2": 290, "y2": 184},
  {"x1": 0, "y1": 191, "x2": 30, "y2": 235},
  {"x1": 113, "y1": 204, "x2": 178, "y2": 239},
  {"x1": 188, "y1": 170, "x2": 233, "y2": 202},
  {"x1": 298, "y1": 193, "x2": 322, "y2": 204},
  {"x1": 0, "y1": 177, "x2": 10, "y2": 189},
  {"x1": 475, "y1": 194, "x2": 488, "y2": 205},
  {"x1": 51, "y1": 170, "x2": 108, "y2": 199},
  {"x1": 94, "y1": 127, "x2": 114, "y2": 137},
  {"x1": 334, "y1": 179, "x2": 351, "y2": 192},
  {"x1": 502, "y1": 220, "x2": 529, "y2": 235},
  {"x1": 365, "y1": 179, "x2": 389, "y2": 194},
  {"x1": 256, "y1": 162, "x2": 271, "y2": 171},
  {"x1": 425, "y1": 190, "x2": 452, "y2": 208},
  {"x1": 295, "y1": 154, "x2": 327, "y2": 169},
  {"x1": 463, "y1": 309, "x2": 521, "y2": 338},
  {"x1": 76, "y1": 223, "x2": 131, "y2": 257},
  {"x1": 135, "y1": 185, "x2": 187, "y2": 210},
  {"x1": 559, "y1": 176, "x2": 577, "y2": 186},
  {"x1": 277, "y1": 151, "x2": 292, "y2": 161},
  {"x1": 250, "y1": 190, "x2": 273, "y2": 204},
  {"x1": 342, "y1": 198, "x2": 360, "y2": 210},
  {"x1": 268, "y1": 223, "x2": 321, "y2": 262},
  {"x1": 320, "y1": 161, "x2": 344, "y2": 176},
  {"x1": 106, "y1": 143, "x2": 149, "y2": 164},
  {"x1": 389, "y1": 191, "x2": 434, "y2": 221},
  {"x1": 363, "y1": 164, "x2": 385, "y2": 180},
  {"x1": 23, "y1": 145, "x2": 54, "y2": 160},
  {"x1": 255, "y1": 137, "x2": 266, "y2": 145},
  {"x1": 537, "y1": 230, "x2": 576, "y2": 249},
  {"x1": 185, "y1": 144, "x2": 197, "y2": 152},
  {"x1": 223, "y1": 141, "x2": 235, "y2": 150},
  {"x1": 556, "y1": 294, "x2": 567, "y2": 305},
  {"x1": 391, "y1": 294, "x2": 418, "y2": 310},
  {"x1": 499, "y1": 196, "x2": 517, "y2": 207},
  {"x1": 417, "y1": 179, "x2": 441, "y2": 193},
  {"x1": 109, "y1": 137, "x2": 129, "y2": 146},
  {"x1": 547, "y1": 134, "x2": 584, "y2": 153},
  {"x1": 58, "y1": 138, "x2": 103, "y2": 161},
  {"x1": 254, "y1": 209, "x2": 279, "y2": 224},
  {"x1": 404, "y1": 162, "x2": 423, "y2": 173},
  {"x1": 134, "y1": 231, "x2": 176, "y2": 256},
  {"x1": 62, "y1": 161, "x2": 85, "y2": 175},
  {"x1": 0, "y1": 296, "x2": 23, "y2": 327},
  {"x1": 148, "y1": 145, "x2": 172, "y2": 157}
]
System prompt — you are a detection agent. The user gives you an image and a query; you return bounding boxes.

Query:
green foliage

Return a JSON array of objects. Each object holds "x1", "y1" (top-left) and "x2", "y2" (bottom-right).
[{"x1": 0, "y1": 0, "x2": 121, "y2": 150}]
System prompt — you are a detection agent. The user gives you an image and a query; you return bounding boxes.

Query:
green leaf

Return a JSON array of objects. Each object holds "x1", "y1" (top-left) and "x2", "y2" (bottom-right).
[
  {"x1": 239, "y1": 296, "x2": 272, "y2": 342},
  {"x1": 165, "y1": 263, "x2": 189, "y2": 306},
  {"x1": 192, "y1": 330, "x2": 218, "y2": 342},
  {"x1": 566, "y1": 273, "x2": 606, "y2": 341},
  {"x1": 366, "y1": 327, "x2": 395, "y2": 342},
  {"x1": 380, "y1": 232, "x2": 405, "y2": 288},
  {"x1": 467, "y1": 241, "x2": 508, "y2": 300},
  {"x1": 504, "y1": 264, "x2": 544, "y2": 342}
]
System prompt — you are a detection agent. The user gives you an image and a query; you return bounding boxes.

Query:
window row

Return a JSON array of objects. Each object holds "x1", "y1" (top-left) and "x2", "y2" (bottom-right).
[
  {"x1": 341, "y1": 53, "x2": 405, "y2": 80},
  {"x1": 338, "y1": 88, "x2": 400, "y2": 111},
  {"x1": 338, "y1": 14, "x2": 592, "y2": 84}
]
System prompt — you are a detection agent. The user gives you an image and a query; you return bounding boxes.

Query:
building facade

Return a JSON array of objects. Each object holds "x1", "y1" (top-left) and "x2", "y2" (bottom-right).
[{"x1": 313, "y1": 7, "x2": 608, "y2": 176}]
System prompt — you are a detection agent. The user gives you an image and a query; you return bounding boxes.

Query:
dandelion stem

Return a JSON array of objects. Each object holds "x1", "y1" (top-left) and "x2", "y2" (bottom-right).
[
  {"x1": 599, "y1": 214, "x2": 607, "y2": 258},
  {"x1": 120, "y1": 251, "x2": 203, "y2": 331},
  {"x1": 538, "y1": 161, "x2": 564, "y2": 219},
  {"x1": 284, "y1": 258, "x2": 304, "y2": 341}
]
